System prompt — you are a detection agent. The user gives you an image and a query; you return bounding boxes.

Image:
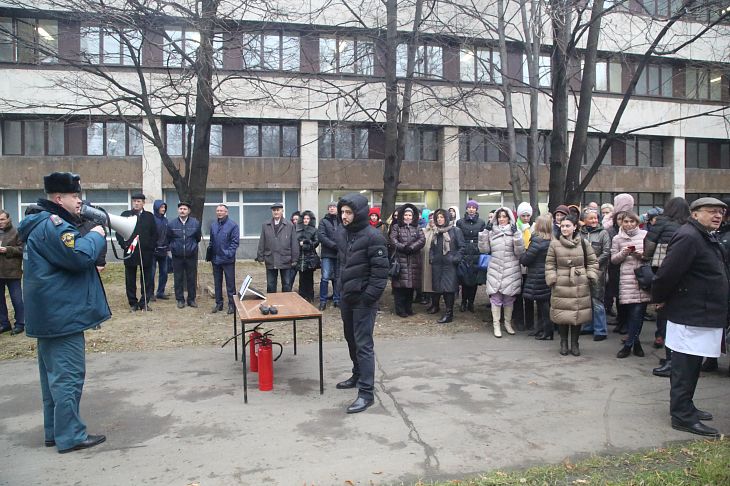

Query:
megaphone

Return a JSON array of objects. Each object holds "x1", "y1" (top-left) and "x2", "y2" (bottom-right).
[{"x1": 80, "y1": 204, "x2": 137, "y2": 240}]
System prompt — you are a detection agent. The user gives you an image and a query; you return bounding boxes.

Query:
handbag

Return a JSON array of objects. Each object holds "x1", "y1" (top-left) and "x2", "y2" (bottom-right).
[
  {"x1": 651, "y1": 243, "x2": 668, "y2": 268},
  {"x1": 634, "y1": 263, "x2": 654, "y2": 290},
  {"x1": 477, "y1": 254, "x2": 491, "y2": 271},
  {"x1": 388, "y1": 256, "x2": 401, "y2": 278}
]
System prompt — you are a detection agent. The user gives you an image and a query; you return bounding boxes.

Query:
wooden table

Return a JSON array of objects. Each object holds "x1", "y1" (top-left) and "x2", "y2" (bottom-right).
[{"x1": 232, "y1": 292, "x2": 323, "y2": 403}]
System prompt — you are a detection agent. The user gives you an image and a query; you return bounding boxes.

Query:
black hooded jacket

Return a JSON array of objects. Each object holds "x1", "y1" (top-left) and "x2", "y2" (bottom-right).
[
  {"x1": 336, "y1": 194, "x2": 389, "y2": 307},
  {"x1": 296, "y1": 210, "x2": 320, "y2": 271}
]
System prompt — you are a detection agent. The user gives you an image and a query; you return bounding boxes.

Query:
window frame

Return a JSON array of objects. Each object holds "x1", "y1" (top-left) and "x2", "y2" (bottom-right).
[
  {"x1": 0, "y1": 17, "x2": 58, "y2": 64},
  {"x1": 1, "y1": 119, "x2": 66, "y2": 156},
  {"x1": 242, "y1": 31, "x2": 300, "y2": 72}
]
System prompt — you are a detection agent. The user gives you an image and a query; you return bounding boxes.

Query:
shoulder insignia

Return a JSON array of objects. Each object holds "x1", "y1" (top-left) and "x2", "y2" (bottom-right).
[
  {"x1": 61, "y1": 232, "x2": 75, "y2": 249},
  {"x1": 377, "y1": 248, "x2": 384, "y2": 257},
  {"x1": 50, "y1": 214, "x2": 63, "y2": 226}
]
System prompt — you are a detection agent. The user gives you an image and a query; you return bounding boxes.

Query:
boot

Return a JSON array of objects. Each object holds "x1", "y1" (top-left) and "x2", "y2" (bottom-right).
[
  {"x1": 570, "y1": 326, "x2": 581, "y2": 356},
  {"x1": 427, "y1": 294, "x2": 440, "y2": 314},
  {"x1": 503, "y1": 306, "x2": 516, "y2": 335},
  {"x1": 467, "y1": 300, "x2": 475, "y2": 313},
  {"x1": 491, "y1": 306, "x2": 502, "y2": 338},
  {"x1": 438, "y1": 293, "x2": 454, "y2": 324},
  {"x1": 559, "y1": 325, "x2": 569, "y2": 356},
  {"x1": 653, "y1": 360, "x2": 671, "y2": 377},
  {"x1": 460, "y1": 299, "x2": 467, "y2": 312}
]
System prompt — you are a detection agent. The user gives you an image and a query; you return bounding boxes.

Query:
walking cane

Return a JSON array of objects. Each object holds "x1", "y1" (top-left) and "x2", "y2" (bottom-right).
[{"x1": 139, "y1": 244, "x2": 149, "y2": 312}]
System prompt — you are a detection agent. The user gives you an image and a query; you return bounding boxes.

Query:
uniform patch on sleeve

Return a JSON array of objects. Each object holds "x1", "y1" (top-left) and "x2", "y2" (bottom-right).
[
  {"x1": 50, "y1": 214, "x2": 63, "y2": 226},
  {"x1": 61, "y1": 232, "x2": 75, "y2": 248},
  {"x1": 377, "y1": 248, "x2": 384, "y2": 257}
]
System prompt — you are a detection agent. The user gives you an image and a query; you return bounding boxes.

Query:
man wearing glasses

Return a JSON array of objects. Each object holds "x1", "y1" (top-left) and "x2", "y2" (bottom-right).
[{"x1": 652, "y1": 197, "x2": 728, "y2": 438}]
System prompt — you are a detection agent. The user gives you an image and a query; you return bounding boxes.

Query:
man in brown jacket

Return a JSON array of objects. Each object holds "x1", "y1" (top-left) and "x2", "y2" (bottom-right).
[
  {"x1": 0, "y1": 210, "x2": 24, "y2": 335},
  {"x1": 256, "y1": 203, "x2": 299, "y2": 293}
]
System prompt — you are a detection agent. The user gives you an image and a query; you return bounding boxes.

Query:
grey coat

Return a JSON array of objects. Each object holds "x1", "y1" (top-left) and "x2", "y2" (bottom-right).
[
  {"x1": 256, "y1": 218, "x2": 300, "y2": 270},
  {"x1": 579, "y1": 225, "x2": 611, "y2": 300},
  {"x1": 478, "y1": 208, "x2": 525, "y2": 296}
]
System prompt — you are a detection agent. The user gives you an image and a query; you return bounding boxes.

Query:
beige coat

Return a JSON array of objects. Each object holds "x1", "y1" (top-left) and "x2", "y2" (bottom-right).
[
  {"x1": 478, "y1": 208, "x2": 525, "y2": 296},
  {"x1": 545, "y1": 235, "x2": 599, "y2": 326},
  {"x1": 421, "y1": 225, "x2": 437, "y2": 293},
  {"x1": 610, "y1": 228, "x2": 651, "y2": 304}
]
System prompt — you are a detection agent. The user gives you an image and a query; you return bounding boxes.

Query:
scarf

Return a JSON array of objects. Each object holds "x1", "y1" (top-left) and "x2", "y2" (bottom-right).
[
  {"x1": 622, "y1": 226, "x2": 639, "y2": 238},
  {"x1": 435, "y1": 223, "x2": 453, "y2": 255}
]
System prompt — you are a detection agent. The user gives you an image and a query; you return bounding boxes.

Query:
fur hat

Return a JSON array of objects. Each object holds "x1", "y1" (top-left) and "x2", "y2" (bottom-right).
[
  {"x1": 44, "y1": 172, "x2": 81, "y2": 194},
  {"x1": 131, "y1": 193, "x2": 146, "y2": 200},
  {"x1": 516, "y1": 202, "x2": 533, "y2": 217},
  {"x1": 613, "y1": 193, "x2": 634, "y2": 215}
]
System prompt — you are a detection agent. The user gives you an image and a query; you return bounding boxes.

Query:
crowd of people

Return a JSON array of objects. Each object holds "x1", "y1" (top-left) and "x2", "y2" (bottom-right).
[{"x1": 2, "y1": 172, "x2": 728, "y2": 445}]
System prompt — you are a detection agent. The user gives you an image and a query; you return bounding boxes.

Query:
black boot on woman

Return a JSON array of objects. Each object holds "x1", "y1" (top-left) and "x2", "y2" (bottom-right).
[
  {"x1": 427, "y1": 294, "x2": 441, "y2": 314},
  {"x1": 570, "y1": 326, "x2": 581, "y2": 356},
  {"x1": 438, "y1": 293, "x2": 455, "y2": 323},
  {"x1": 559, "y1": 325, "x2": 569, "y2": 356}
]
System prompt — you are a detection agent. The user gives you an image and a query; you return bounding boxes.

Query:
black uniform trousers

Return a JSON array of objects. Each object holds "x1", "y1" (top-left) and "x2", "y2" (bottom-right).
[
  {"x1": 173, "y1": 255, "x2": 198, "y2": 303},
  {"x1": 125, "y1": 258, "x2": 155, "y2": 307},
  {"x1": 340, "y1": 300, "x2": 377, "y2": 400},
  {"x1": 670, "y1": 350, "x2": 704, "y2": 424}
]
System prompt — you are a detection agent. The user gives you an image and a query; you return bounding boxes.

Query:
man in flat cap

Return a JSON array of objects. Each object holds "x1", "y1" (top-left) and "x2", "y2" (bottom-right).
[
  {"x1": 167, "y1": 202, "x2": 202, "y2": 308},
  {"x1": 653, "y1": 197, "x2": 729, "y2": 438},
  {"x1": 117, "y1": 193, "x2": 157, "y2": 311},
  {"x1": 256, "y1": 202, "x2": 299, "y2": 293},
  {"x1": 17, "y1": 172, "x2": 109, "y2": 453}
]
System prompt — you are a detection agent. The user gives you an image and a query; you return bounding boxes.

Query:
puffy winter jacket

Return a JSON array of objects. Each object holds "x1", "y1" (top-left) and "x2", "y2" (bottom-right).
[
  {"x1": 318, "y1": 212, "x2": 340, "y2": 259},
  {"x1": 579, "y1": 224, "x2": 611, "y2": 300},
  {"x1": 390, "y1": 203, "x2": 426, "y2": 289},
  {"x1": 429, "y1": 209, "x2": 465, "y2": 294},
  {"x1": 478, "y1": 208, "x2": 525, "y2": 296},
  {"x1": 209, "y1": 216, "x2": 240, "y2": 265},
  {"x1": 519, "y1": 234, "x2": 551, "y2": 301},
  {"x1": 643, "y1": 215, "x2": 682, "y2": 268},
  {"x1": 610, "y1": 228, "x2": 650, "y2": 304},
  {"x1": 336, "y1": 194, "x2": 389, "y2": 307},
  {"x1": 545, "y1": 235, "x2": 599, "y2": 326},
  {"x1": 167, "y1": 216, "x2": 202, "y2": 258},
  {"x1": 296, "y1": 210, "x2": 320, "y2": 272},
  {"x1": 456, "y1": 213, "x2": 487, "y2": 286}
]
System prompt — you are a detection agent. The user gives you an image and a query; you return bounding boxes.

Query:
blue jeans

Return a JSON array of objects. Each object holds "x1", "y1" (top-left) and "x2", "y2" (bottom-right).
[
  {"x1": 151, "y1": 254, "x2": 169, "y2": 297},
  {"x1": 589, "y1": 297, "x2": 607, "y2": 336},
  {"x1": 0, "y1": 278, "x2": 24, "y2": 330},
  {"x1": 624, "y1": 302, "x2": 647, "y2": 347},
  {"x1": 319, "y1": 257, "x2": 340, "y2": 304}
]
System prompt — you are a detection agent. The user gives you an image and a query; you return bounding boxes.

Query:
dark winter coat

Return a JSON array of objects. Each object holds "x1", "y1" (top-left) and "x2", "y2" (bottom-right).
[
  {"x1": 0, "y1": 222, "x2": 23, "y2": 279},
  {"x1": 652, "y1": 218, "x2": 729, "y2": 329},
  {"x1": 719, "y1": 221, "x2": 730, "y2": 254},
  {"x1": 429, "y1": 209, "x2": 465, "y2": 294},
  {"x1": 456, "y1": 213, "x2": 487, "y2": 286},
  {"x1": 390, "y1": 204, "x2": 426, "y2": 289},
  {"x1": 336, "y1": 194, "x2": 389, "y2": 307},
  {"x1": 519, "y1": 234, "x2": 551, "y2": 301},
  {"x1": 579, "y1": 224, "x2": 611, "y2": 300},
  {"x1": 318, "y1": 212, "x2": 340, "y2": 259},
  {"x1": 117, "y1": 208, "x2": 157, "y2": 266},
  {"x1": 256, "y1": 217, "x2": 299, "y2": 270},
  {"x1": 296, "y1": 211, "x2": 320, "y2": 272},
  {"x1": 17, "y1": 199, "x2": 111, "y2": 338},
  {"x1": 167, "y1": 216, "x2": 202, "y2": 258},
  {"x1": 209, "y1": 216, "x2": 240, "y2": 265},
  {"x1": 643, "y1": 215, "x2": 682, "y2": 268},
  {"x1": 152, "y1": 200, "x2": 169, "y2": 257}
]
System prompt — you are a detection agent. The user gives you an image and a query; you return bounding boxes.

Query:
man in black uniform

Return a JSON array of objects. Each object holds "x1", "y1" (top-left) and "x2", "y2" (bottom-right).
[
  {"x1": 117, "y1": 193, "x2": 157, "y2": 311},
  {"x1": 335, "y1": 193, "x2": 389, "y2": 414}
]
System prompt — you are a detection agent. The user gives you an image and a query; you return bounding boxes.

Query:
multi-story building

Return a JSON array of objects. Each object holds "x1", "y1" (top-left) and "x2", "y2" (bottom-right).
[{"x1": 1, "y1": 1, "x2": 728, "y2": 257}]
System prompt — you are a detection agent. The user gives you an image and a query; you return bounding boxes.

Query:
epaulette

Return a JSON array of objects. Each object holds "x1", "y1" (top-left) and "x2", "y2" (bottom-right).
[{"x1": 50, "y1": 214, "x2": 64, "y2": 226}]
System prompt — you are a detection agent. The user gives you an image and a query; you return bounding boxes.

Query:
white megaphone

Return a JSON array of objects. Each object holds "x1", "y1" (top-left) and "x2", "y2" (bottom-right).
[{"x1": 80, "y1": 204, "x2": 137, "y2": 240}]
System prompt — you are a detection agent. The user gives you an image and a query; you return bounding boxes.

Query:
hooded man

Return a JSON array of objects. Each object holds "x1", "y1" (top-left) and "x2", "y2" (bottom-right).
[
  {"x1": 151, "y1": 200, "x2": 170, "y2": 300},
  {"x1": 335, "y1": 193, "x2": 389, "y2": 414},
  {"x1": 17, "y1": 172, "x2": 109, "y2": 453}
]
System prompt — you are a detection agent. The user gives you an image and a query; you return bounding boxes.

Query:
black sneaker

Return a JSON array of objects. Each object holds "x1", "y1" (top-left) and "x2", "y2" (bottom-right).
[{"x1": 176, "y1": 301, "x2": 185, "y2": 309}]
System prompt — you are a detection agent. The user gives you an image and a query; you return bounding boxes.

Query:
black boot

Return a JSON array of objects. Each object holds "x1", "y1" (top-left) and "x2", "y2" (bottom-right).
[
  {"x1": 427, "y1": 294, "x2": 441, "y2": 314},
  {"x1": 653, "y1": 360, "x2": 671, "y2": 377},
  {"x1": 570, "y1": 326, "x2": 581, "y2": 356},
  {"x1": 459, "y1": 299, "x2": 467, "y2": 312},
  {"x1": 394, "y1": 291, "x2": 408, "y2": 318},
  {"x1": 438, "y1": 293, "x2": 454, "y2": 323},
  {"x1": 559, "y1": 325, "x2": 569, "y2": 356}
]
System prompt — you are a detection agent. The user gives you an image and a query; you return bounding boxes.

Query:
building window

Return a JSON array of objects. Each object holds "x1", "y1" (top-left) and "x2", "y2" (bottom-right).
[
  {"x1": 584, "y1": 135, "x2": 612, "y2": 166},
  {"x1": 80, "y1": 26, "x2": 142, "y2": 65},
  {"x1": 523, "y1": 54, "x2": 551, "y2": 87},
  {"x1": 319, "y1": 36, "x2": 374, "y2": 76},
  {"x1": 624, "y1": 136, "x2": 664, "y2": 167},
  {"x1": 0, "y1": 17, "x2": 57, "y2": 64},
  {"x1": 243, "y1": 32, "x2": 300, "y2": 71},
  {"x1": 685, "y1": 67, "x2": 724, "y2": 101},
  {"x1": 318, "y1": 124, "x2": 369, "y2": 159},
  {"x1": 594, "y1": 60, "x2": 622, "y2": 93},
  {"x1": 404, "y1": 127, "x2": 439, "y2": 161},
  {"x1": 460, "y1": 47, "x2": 501, "y2": 83},
  {"x1": 1, "y1": 120, "x2": 65, "y2": 156},
  {"x1": 641, "y1": 0, "x2": 683, "y2": 18},
  {"x1": 396, "y1": 44, "x2": 442, "y2": 78},
  {"x1": 164, "y1": 27, "x2": 200, "y2": 68},
  {"x1": 166, "y1": 122, "x2": 223, "y2": 157},
  {"x1": 634, "y1": 64, "x2": 673, "y2": 97},
  {"x1": 686, "y1": 140, "x2": 730, "y2": 169},
  {"x1": 86, "y1": 121, "x2": 142, "y2": 156},
  {"x1": 241, "y1": 123, "x2": 299, "y2": 157}
]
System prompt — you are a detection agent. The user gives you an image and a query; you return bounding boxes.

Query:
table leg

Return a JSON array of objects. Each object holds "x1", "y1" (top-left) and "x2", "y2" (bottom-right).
[
  {"x1": 293, "y1": 320, "x2": 297, "y2": 355},
  {"x1": 318, "y1": 316, "x2": 323, "y2": 395},
  {"x1": 233, "y1": 309, "x2": 238, "y2": 361},
  {"x1": 242, "y1": 321, "x2": 248, "y2": 404}
]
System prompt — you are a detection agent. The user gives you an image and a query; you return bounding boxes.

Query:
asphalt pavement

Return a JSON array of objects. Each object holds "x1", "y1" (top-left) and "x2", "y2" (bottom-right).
[{"x1": 1, "y1": 324, "x2": 728, "y2": 486}]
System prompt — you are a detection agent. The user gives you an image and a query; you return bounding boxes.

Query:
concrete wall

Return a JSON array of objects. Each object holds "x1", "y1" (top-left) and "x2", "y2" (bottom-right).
[{"x1": 0, "y1": 156, "x2": 142, "y2": 189}]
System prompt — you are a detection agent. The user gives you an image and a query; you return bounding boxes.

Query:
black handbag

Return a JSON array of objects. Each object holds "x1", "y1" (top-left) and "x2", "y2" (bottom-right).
[
  {"x1": 388, "y1": 256, "x2": 401, "y2": 278},
  {"x1": 634, "y1": 263, "x2": 654, "y2": 291}
]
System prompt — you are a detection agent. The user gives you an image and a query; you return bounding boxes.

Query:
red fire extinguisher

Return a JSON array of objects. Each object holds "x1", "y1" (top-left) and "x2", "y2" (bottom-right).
[
  {"x1": 257, "y1": 331, "x2": 283, "y2": 392},
  {"x1": 247, "y1": 327, "x2": 262, "y2": 373}
]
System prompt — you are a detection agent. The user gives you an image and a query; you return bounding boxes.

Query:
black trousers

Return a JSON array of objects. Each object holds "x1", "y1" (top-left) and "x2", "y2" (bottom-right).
[
  {"x1": 298, "y1": 269, "x2": 315, "y2": 301},
  {"x1": 172, "y1": 255, "x2": 198, "y2": 303},
  {"x1": 670, "y1": 351, "x2": 704, "y2": 424},
  {"x1": 340, "y1": 301, "x2": 377, "y2": 400},
  {"x1": 461, "y1": 285, "x2": 478, "y2": 304},
  {"x1": 393, "y1": 287, "x2": 414, "y2": 315},
  {"x1": 213, "y1": 262, "x2": 236, "y2": 307},
  {"x1": 266, "y1": 268, "x2": 294, "y2": 293},
  {"x1": 125, "y1": 259, "x2": 155, "y2": 307},
  {"x1": 534, "y1": 299, "x2": 552, "y2": 336}
]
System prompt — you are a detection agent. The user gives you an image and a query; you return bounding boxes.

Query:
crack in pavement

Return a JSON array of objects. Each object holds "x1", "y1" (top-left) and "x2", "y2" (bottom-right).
[
  {"x1": 375, "y1": 354, "x2": 440, "y2": 476},
  {"x1": 603, "y1": 387, "x2": 616, "y2": 449}
]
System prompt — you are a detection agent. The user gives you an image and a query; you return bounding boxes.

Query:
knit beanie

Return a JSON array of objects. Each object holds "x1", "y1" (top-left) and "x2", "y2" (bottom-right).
[
  {"x1": 516, "y1": 202, "x2": 533, "y2": 217},
  {"x1": 466, "y1": 200, "x2": 479, "y2": 210},
  {"x1": 613, "y1": 193, "x2": 634, "y2": 215}
]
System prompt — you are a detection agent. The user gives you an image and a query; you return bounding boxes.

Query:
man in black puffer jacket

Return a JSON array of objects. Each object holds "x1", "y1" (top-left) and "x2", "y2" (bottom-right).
[{"x1": 335, "y1": 193, "x2": 389, "y2": 414}]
